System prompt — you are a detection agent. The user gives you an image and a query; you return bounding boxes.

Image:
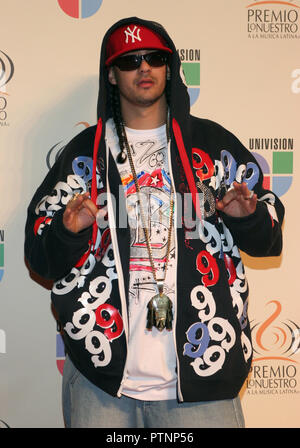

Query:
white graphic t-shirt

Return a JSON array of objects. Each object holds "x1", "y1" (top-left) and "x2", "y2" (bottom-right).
[{"x1": 106, "y1": 119, "x2": 177, "y2": 400}]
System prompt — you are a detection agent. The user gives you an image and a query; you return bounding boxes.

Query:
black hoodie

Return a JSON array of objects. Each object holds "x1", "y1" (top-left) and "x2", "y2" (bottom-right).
[{"x1": 24, "y1": 17, "x2": 284, "y2": 402}]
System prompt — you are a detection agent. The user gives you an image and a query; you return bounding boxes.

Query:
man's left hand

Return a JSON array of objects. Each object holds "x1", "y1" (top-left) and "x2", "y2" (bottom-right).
[{"x1": 216, "y1": 181, "x2": 257, "y2": 218}]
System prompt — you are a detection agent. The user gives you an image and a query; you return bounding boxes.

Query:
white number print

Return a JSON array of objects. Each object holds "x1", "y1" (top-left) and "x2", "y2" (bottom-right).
[
  {"x1": 64, "y1": 274, "x2": 115, "y2": 368},
  {"x1": 186, "y1": 284, "x2": 236, "y2": 377}
]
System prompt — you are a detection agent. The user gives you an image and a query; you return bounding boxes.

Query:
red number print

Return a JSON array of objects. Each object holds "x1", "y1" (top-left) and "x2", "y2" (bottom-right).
[
  {"x1": 196, "y1": 250, "x2": 219, "y2": 287},
  {"x1": 95, "y1": 304, "x2": 124, "y2": 341},
  {"x1": 192, "y1": 148, "x2": 214, "y2": 181}
]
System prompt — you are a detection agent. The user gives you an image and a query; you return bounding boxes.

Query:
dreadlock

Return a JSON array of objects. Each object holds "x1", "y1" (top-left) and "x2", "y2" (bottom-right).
[{"x1": 110, "y1": 84, "x2": 127, "y2": 162}]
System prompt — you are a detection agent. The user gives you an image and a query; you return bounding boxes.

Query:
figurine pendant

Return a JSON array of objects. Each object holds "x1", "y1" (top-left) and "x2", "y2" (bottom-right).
[{"x1": 146, "y1": 290, "x2": 173, "y2": 332}]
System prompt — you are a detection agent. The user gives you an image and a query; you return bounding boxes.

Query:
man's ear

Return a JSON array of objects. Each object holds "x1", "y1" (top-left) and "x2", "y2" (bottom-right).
[{"x1": 108, "y1": 66, "x2": 117, "y2": 85}]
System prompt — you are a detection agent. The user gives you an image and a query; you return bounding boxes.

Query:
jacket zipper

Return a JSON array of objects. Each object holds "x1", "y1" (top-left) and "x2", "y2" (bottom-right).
[
  {"x1": 168, "y1": 138, "x2": 184, "y2": 402},
  {"x1": 104, "y1": 140, "x2": 130, "y2": 397},
  {"x1": 105, "y1": 132, "x2": 183, "y2": 401}
]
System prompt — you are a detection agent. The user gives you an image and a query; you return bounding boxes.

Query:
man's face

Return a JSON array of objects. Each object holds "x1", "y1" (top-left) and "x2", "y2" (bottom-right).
[{"x1": 108, "y1": 49, "x2": 168, "y2": 109}]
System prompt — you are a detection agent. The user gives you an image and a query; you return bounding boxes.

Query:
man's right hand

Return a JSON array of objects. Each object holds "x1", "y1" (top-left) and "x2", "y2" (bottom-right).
[{"x1": 63, "y1": 192, "x2": 100, "y2": 233}]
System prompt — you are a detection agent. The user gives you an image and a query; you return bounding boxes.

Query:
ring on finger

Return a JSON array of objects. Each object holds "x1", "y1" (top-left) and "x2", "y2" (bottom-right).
[
  {"x1": 244, "y1": 190, "x2": 254, "y2": 200},
  {"x1": 68, "y1": 192, "x2": 80, "y2": 204}
]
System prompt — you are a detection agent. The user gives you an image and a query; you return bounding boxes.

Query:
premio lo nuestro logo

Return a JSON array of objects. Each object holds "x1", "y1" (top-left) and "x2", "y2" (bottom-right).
[
  {"x1": 177, "y1": 48, "x2": 200, "y2": 106},
  {"x1": 250, "y1": 138, "x2": 293, "y2": 197},
  {"x1": 58, "y1": 0, "x2": 103, "y2": 19},
  {"x1": 247, "y1": 301, "x2": 300, "y2": 396},
  {"x1": 247, "y1": 1, "x2": 300, "y2": 39},
  {"x1": 251, "y1": 301, "x2": 300, "y2": 363}
]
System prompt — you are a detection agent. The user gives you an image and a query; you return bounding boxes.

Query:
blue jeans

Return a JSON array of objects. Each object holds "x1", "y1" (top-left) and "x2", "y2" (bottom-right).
[{"x1": 62, "y1": 356, "x2": 245, "y2": 428}]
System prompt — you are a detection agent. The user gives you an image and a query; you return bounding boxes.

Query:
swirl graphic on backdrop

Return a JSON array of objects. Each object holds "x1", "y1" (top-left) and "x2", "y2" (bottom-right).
[
  {"x1": 0, "y1": 50, "x2": 14, "y2": 93},
  {"x1": 251, "y1": 300, "x2": 300, "y2": 363},
  {"x1": 247, "y1": 2, "x2": 300, "y2": 7},
  {"x1": 46, "y1": 122, "x2": 90, "y2": 169}
]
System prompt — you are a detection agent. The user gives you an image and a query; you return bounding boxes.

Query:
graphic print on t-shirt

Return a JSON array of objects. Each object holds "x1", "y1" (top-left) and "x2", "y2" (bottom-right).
[
  {"x1": 108, "y1": 121, "x2": 177, "y2": 401},
  {"x1": 117, "y1": 129, "x2": 176, "y2": 306}
]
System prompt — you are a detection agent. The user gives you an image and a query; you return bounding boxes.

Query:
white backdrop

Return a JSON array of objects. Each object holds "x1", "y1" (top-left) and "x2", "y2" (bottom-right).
[{"x1": 0, "y1": 0, "x2": 299, "y2": 428}]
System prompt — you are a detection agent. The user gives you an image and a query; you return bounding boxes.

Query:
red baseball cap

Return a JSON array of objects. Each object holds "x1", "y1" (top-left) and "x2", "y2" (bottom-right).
[{"x1": 105, "y1": 24, "x2": 172, "y2": 66}]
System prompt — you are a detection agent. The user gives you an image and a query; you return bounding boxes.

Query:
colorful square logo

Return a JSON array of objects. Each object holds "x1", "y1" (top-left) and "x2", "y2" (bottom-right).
[
  {"x1": 253, "y1": 152, "x2": 293, "y2": 197},
  {"x1": 273, "y1": 152, "x2": 293, "y2": 174},
  {"x1": 181, "y1": 62, "x2": 200, "y2": 106}
]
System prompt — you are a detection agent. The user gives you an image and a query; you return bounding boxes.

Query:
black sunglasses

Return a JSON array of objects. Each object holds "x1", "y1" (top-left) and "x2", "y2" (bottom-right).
[{"x1": 113, "y1": 51, "x2": 170, "y2": 71}]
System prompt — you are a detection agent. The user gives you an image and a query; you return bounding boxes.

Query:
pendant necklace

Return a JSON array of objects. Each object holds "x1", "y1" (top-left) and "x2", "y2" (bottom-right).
[{"x1": 120, "y1": 119, "x2": 174, "y2": 332}]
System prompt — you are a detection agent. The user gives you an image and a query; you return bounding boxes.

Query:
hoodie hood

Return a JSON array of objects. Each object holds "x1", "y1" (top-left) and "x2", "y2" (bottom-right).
[
  {"x1": 91, "y1": 17, "x2": 201, "y2": 247},
  {"x1": 96, "y1": 16, "x2": 190, "y2": 122}
]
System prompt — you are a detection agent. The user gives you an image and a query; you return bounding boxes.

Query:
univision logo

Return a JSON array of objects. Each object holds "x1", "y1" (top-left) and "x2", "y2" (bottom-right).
[
  {"x1": 58, "y1": 0, "x2": 103, "y2": 19},
  {"x1": 177, "y1": 48, "x2": 200, "y2": 106},
  {"x1": 251, "y1": 150, "x2": 293, "y2": 197}
]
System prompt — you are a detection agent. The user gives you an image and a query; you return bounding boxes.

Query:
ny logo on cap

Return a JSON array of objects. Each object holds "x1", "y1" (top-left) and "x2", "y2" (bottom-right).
[{"x1": 124, "y1": 26, "x2": 141, "y2": 44}]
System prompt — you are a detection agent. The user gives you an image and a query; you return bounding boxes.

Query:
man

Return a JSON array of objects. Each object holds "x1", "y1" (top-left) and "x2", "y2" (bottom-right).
[{"x1": 25, "y1": 17, "x2": 284, "y2": 428}]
